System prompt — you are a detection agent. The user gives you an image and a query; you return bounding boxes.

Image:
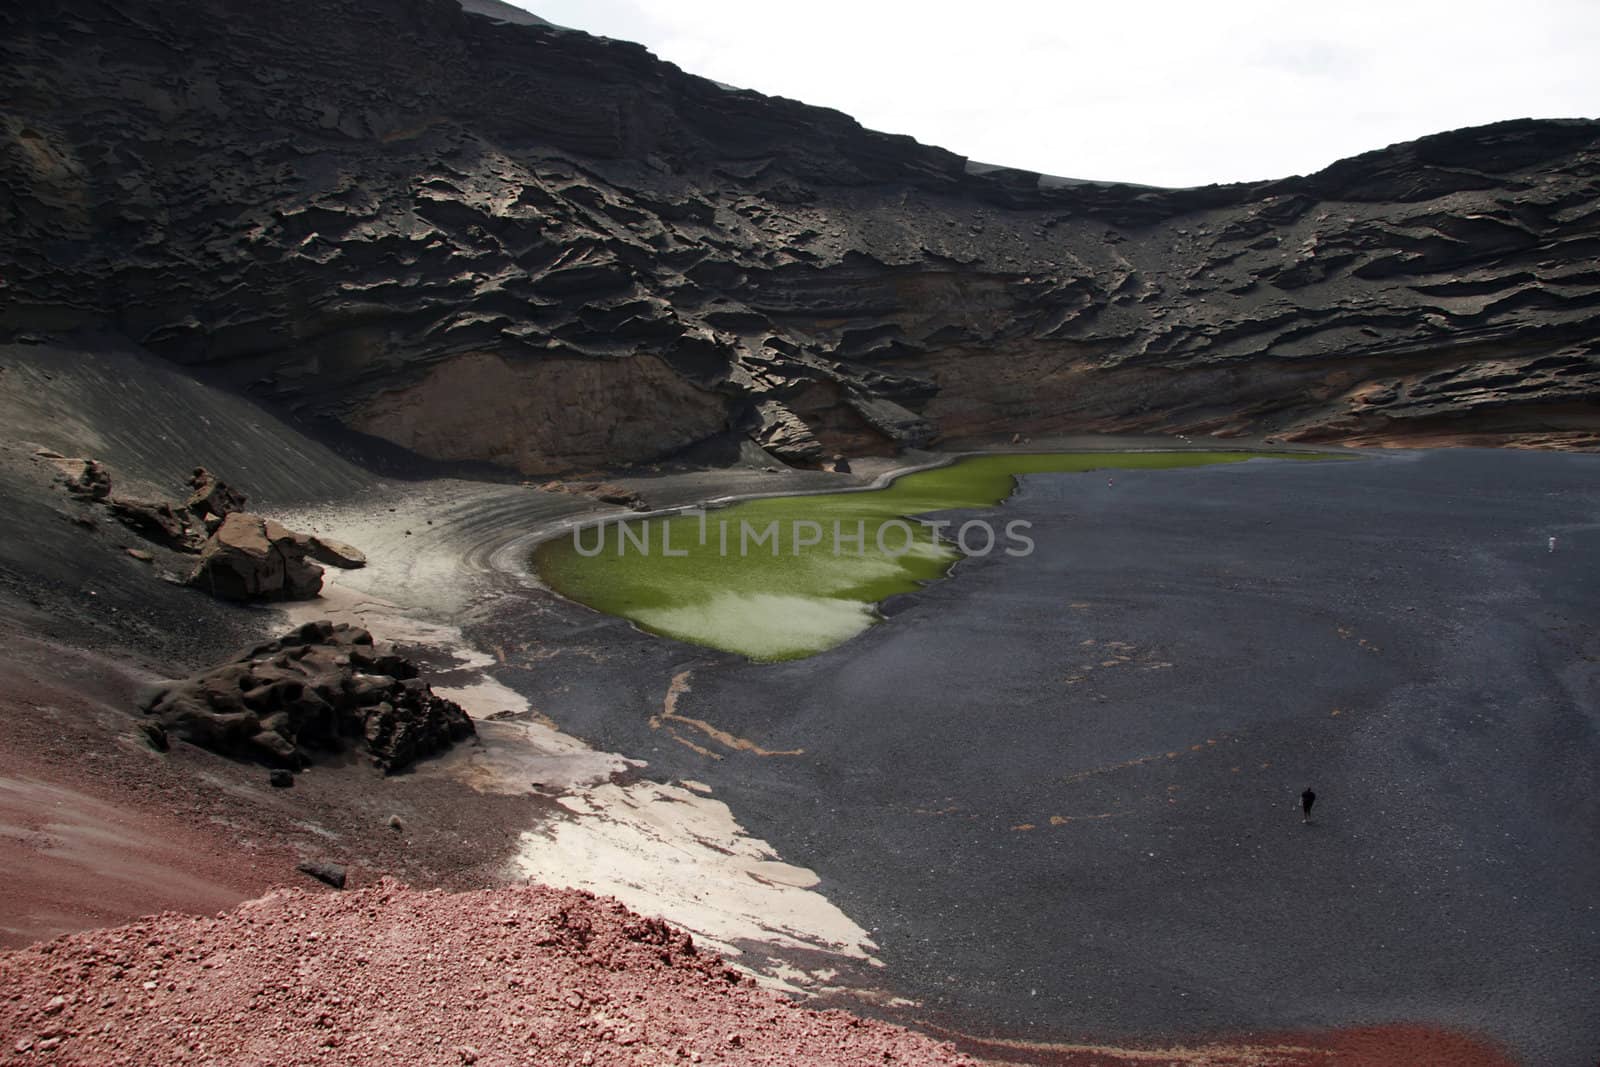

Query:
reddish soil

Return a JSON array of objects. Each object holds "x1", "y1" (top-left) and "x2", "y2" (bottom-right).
[
  {"x1": 0, "y1": 626, "x2": 1533, "y2": 1066},
  {"x1": 0, "y1": 772, "x2": 278, "y2": 949},
  {"x1": 1298, "y1": 1025, "x2": 1518, "y2": 1066},
  {"x1": 943, "y1": 1024, "x2": 1518, "y2": 1066},
  {"x1": 0, "y1": 625, "x2": 543, "y2": 950},
  {"x1": 0, "y1": 881, "x2": 982, "y2": 1066},
  {"x1": 0, "y1": 640, "x2": 286, "y2": 948}
]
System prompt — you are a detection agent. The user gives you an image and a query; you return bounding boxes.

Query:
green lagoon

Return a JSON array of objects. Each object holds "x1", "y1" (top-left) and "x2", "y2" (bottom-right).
[{"x1": 534, "y1": 451, "x2": 1320, "y2": 661}]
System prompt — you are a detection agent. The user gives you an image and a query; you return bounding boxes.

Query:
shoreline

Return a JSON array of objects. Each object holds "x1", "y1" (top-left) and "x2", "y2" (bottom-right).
[
  {"x1": 258, "y1": 434, "x2": 1354, "y2": 996},
  {"x1": 520, "y1": 439, "x2": 1349, "y2": 560},
  {"x1": 521, "y1": 442, "x2": 1351, "y2": 662}
]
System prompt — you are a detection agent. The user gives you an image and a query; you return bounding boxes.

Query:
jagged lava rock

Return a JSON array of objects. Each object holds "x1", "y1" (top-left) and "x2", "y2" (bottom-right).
[{"x1": 142, "y1": 620, "x2": 476, "y2": 772}]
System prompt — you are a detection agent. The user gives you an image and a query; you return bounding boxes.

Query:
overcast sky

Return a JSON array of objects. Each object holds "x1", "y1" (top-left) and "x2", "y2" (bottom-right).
[{"x1": 506, "y1": 0, "x2": 1598, "y2": 187}]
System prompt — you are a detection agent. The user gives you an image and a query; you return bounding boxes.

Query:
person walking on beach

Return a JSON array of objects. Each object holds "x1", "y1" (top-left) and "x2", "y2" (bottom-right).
[{"x1": 1300, "y1": 787, "x2": 1316, "y2": 824}]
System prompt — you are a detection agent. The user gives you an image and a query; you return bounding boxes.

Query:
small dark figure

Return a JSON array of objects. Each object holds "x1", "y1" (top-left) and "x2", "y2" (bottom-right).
[{"x1": 1300, "y1": 787, "x2": 1316, "y2": 824}]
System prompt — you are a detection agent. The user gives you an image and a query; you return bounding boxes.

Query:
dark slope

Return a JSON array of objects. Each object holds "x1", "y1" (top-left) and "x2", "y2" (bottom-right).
[{"x1": 3, "y1": 0, "x2": 1598, "y2": 473}]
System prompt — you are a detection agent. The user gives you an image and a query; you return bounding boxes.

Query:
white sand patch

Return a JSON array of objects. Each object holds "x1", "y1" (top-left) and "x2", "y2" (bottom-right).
[
  {"x1": 445, "y1": 717, "x2": 641, "y2": 795},
  {"x1": 432, "y1": 678, "x2": 530, "y2": 720},
  {"x1": 511, "y1": 780, "x2": 883, "y2": 987}
]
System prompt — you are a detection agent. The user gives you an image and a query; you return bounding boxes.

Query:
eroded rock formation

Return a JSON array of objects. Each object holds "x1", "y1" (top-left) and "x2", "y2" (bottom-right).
[
  {"x1": 185, "y1": 467, "x2": 248, "y2": 525},
  {"x1": 141, "y1": 620, "x2": 476, "y2": 772},
  {"x1": 2, "y1": 0, "x2": 1597, "y2": 466},
  {"x1": 40, "y1": 456, "x2": 361, "y2": 599}
]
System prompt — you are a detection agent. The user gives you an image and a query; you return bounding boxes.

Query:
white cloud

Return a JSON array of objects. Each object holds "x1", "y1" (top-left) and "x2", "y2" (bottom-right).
[{"x1": 509, "y1": 0, "x2": 1600, "y2": 186}]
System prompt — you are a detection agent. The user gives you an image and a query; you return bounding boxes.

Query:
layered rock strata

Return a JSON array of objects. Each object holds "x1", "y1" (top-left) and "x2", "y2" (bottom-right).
[{"x1": 2, "y1": 0, "x2": 1596, "y2": 467}]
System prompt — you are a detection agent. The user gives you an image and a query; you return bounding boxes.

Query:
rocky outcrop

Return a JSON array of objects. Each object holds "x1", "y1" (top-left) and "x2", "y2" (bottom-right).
[
  {"x1": 53, "y1": 457, "x2": 112, "y2": 501},
  {"x1": 536, "y1": 480, "x2": 650, "y2": 511},
  {"x1": 42, "y1": 453, "x2": 119, "y2": 499},
  {"x1": 189, "y1": 513, "x2": 325, "y2": 601},
  {"x1": 141, "y1": 620, "x2": 476, "y2": 772},
  {"x1": 104, "y1": 468, "x2": 245, "y2": 550},
  {"x1": 306, "y1": 535, "x2": 367, "y2": 569},
  {"x1": 106, "y1": 497, "x2": 204, "y2": 552},
  {"x1": 184, "y1": 467, "x2": 247, "y2": 525},
  {"x1": 40, "y1": 456, "x2": 352, "y2": 597},
  {"x1": 1, "y1": 0, "x2": 1597, "y2": 460}
]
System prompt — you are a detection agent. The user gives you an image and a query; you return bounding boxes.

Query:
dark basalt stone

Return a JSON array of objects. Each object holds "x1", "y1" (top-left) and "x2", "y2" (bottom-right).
[
  {"x1": 142, "y1": 620, "x2": 476, "y2": 774},
  {"x1": 296, "y1": 860, "x2": 347, "y2": 889}
]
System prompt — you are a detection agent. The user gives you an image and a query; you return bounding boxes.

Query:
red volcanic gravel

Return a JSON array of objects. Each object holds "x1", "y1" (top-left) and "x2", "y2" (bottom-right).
[{"x1": 0, "y1": 881, "x2": 982, "y2": 1066}]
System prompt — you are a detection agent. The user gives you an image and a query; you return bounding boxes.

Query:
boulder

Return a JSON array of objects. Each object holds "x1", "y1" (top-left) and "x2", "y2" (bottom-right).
[
  {"x1": 594, "y1": 486, "x2": 642, "y2": 507},
  {"x1": 185, "y1": 467, "x2": 248, "y2": 521},
  {"x1": 141, "y1": 620, "x2": 475, "y2": 773},
  {"x1": 296, "y1": 860, "x2": 346, "y2": 889},
  {"x1": 189, "y1": 513, "x2": 324, "y2": 601},
  {"x1": 306, "y1": 535, "x2": 366, "y2": 569}
]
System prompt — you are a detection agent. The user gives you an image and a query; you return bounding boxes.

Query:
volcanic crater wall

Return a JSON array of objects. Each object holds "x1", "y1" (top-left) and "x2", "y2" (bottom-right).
[{"x1": 2, "y1": 0, "x2": 1598, "y2": 471}]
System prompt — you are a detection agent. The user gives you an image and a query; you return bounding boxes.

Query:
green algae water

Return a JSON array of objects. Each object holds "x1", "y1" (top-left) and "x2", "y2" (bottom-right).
[{"x1": 534, "y1": 452, "x2": 1319, "y2": 661}]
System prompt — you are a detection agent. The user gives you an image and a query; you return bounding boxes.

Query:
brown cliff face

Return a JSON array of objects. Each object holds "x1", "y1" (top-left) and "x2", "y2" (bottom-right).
[
  {"x1": 2, "y1": 0, "x2": 1597, "y2": 468},
  {"x1": 350, "y1": 351, "x2": 728, "y2": 474}
]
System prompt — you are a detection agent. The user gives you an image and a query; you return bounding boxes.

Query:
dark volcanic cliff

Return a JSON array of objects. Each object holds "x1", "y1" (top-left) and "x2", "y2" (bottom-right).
[{"x1": 4, "y1": 0, "x2": 1598, "y2": 471}]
